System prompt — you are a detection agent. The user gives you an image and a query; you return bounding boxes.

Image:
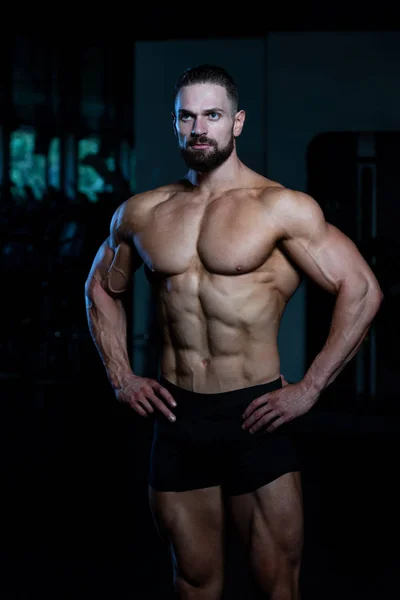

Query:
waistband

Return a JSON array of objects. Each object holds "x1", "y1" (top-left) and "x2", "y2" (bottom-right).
[{"x1": 158, "y1": 375, "x2": 282, "y2": 409}]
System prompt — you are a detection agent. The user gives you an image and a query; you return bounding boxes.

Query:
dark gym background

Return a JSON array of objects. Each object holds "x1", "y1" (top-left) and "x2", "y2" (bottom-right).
[{"x1": 1, "y1": 13, "x2": 399, "y2": 600}]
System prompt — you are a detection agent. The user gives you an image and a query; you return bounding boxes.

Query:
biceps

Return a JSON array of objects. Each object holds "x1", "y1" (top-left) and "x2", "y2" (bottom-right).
[
  {"x1": 280, "y1": 224, "x2": 373, "y2": 294},
  {"x1": 86, "y1": 239, "x2": 141, "y2": 297},
  {"x1": 106, "y1": 240, "x2": 138, "y2": 293}
]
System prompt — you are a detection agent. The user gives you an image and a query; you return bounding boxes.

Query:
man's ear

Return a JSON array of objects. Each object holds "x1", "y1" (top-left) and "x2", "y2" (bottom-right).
[
  {"x1": 171, "y1": 111, "x2": 177, "y2": 137},
  {"x1": 233, "y1": 109, "x2": 246, "y2": 137}
]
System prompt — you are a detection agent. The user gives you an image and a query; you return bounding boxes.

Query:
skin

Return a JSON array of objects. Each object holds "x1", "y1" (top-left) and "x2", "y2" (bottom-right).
[{"x1": 85, "y1": 82, "x2": 383, "y2": 599}]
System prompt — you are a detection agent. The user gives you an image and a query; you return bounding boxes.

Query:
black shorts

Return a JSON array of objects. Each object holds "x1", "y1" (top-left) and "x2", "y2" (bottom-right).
[{"x1": 148, "y1": 375, "x2": 301, "y2": 496}]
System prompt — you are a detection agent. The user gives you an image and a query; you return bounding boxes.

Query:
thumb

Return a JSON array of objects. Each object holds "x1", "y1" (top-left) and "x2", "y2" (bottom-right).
[{"x1": 280, "y1": 374, "x2": 289, "y2": 387}]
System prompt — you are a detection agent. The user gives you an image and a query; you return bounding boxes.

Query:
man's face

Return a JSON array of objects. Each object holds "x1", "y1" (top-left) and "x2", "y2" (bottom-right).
[{"x1": 173, "y1": 83, "x2": 243, "y2": 172}]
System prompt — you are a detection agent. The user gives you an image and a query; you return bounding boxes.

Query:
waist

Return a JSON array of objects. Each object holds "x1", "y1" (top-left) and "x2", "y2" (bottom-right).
[
  {"x1": 154, "y1": 374, "x2": 283, "y2": 446},
  {"x1": 160, "y1": 345, "x2": 281, "y2": 394},
  {"x1": 158, "y1": 374, "x2": 282, "y2": 411}
]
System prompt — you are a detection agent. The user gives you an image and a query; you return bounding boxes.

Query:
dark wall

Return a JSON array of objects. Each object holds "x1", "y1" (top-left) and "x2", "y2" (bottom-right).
[{"x1": 1, "y1": 31, "x2": 399, "y2": 600}]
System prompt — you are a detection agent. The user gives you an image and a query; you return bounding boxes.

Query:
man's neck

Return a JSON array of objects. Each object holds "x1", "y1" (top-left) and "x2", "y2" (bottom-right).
[{"x1": 185, "y1": 154, "x2": 246, "y2": 195}]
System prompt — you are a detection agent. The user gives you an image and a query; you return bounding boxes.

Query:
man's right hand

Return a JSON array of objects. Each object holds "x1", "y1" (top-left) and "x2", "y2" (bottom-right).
[{"x1": 114, "y1": 375, "x2": 177, "y2": 422}]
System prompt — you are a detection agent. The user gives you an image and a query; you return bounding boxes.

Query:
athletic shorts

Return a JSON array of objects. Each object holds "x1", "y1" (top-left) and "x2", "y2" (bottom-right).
[{"x1": 148, "y1": 375, "x2": 300, "y2": 496}]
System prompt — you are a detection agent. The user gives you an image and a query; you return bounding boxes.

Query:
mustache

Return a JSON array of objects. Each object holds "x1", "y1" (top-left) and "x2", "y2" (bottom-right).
[{"x1": 188, "y1": 136, "x2": 216, "y2": 147}]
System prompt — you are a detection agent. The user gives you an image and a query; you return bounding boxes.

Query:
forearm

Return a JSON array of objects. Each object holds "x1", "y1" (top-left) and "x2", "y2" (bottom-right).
[
  {"x1": 85, "y1": 281, "x2": 133, "y2": 389},
  {"x1": 302, "y1": 281, "x2": 382, "y2": 397}
]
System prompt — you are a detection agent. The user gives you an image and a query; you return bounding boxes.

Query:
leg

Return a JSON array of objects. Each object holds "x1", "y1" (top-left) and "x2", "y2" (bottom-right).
[
  {"x1": 227, "y1": 471, "x2": 303, "y2": 599},
  {"x1": 149, "y1": 484, "x2": 226, "y2": 600}
]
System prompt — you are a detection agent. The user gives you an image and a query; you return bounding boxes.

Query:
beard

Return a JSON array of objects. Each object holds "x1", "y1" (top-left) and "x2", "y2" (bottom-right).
[{"x1": 179, "y1": 133, "x2": 235, "y2": 173}]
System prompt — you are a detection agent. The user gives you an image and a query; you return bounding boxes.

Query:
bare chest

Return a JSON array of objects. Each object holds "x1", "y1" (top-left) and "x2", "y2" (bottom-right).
[{"x1": 134, "y1": 198, "x2": 278, "y2": 276}]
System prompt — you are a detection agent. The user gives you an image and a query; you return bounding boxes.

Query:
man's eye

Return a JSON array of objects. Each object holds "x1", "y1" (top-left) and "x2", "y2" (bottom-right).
[
  {"x1": 208, "y1": 112, "x2": 219, "y2": 120},
  {"x1": 180, "y1": 114, "x2": 192, "y2": 121}
]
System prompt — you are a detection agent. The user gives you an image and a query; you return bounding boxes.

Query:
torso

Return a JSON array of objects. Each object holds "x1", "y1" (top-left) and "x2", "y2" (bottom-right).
[{"x1": 124, "y1": 176, "x2": 301, "y2": 393}]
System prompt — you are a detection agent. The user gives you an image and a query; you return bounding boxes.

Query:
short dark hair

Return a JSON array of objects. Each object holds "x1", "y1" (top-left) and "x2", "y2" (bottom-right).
[{"x1": 173, "y1": 64, "x2": 239, "y2": 114}]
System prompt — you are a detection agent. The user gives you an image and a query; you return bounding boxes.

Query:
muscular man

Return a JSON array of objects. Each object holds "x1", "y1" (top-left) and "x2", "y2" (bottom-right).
[{"x1": 85, "y1": 65, "x2": 383, "y2": 599}]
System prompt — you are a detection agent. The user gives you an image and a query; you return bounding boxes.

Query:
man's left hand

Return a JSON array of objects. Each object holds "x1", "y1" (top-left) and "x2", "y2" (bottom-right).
[{"x1": 242, "y1": 375, "x2": 319, "y2": 433}]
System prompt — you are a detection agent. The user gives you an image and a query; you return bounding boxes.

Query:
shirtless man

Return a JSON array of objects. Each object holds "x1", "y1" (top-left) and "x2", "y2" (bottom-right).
[{"x1": 85, "y1": 65, "x2": 383, "y2": 599}]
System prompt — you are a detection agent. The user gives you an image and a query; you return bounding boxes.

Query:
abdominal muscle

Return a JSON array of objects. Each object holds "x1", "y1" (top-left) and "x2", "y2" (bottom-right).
[{"x1": 156, "y1": 268, "x2": 287, "y2": 394}]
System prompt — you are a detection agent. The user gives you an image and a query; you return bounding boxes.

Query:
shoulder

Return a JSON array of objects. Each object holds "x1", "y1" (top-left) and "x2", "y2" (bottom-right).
[
  {"x1": 261, "y1": 187, "x2": 328, "y2": 239},
  {"x1": 115, "y1": 184, "x2": 179, "y2": 214},
  {"x1": 262, "y1": 185, "x2": 323, "y2": 214},
  {"x1": 109, "y1": 183, "x2": 182, "y2": 244}
]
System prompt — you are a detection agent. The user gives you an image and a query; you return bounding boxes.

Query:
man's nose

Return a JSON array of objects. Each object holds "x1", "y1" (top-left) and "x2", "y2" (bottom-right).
[{"x1": 191, "y1": 117, "x2": 207, "y2": 136}]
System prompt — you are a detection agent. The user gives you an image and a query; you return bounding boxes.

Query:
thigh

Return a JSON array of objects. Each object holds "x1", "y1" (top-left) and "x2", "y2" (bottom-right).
[
  {"x1": 148, "y1": 484, "x2": 226, "y2": 586},
  {"x1": 227, "y1": 471, "x2": 304, "y2": 563}
]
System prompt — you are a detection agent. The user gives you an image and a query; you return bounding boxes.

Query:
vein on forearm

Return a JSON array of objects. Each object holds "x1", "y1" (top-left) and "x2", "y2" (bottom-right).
[{"x1": 305, "y1": 280, "x2": 380, "y2": 391}]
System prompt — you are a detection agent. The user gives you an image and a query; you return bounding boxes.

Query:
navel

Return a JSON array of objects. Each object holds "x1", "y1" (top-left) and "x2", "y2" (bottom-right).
[{"x1": 201, "y1": 357, "x2": 211, "y2": 366}]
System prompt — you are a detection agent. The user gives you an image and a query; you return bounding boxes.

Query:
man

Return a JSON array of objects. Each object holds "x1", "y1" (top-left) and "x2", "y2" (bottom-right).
[{"x1": 85, "y1": 65, "x2": 383, "y2": 599}]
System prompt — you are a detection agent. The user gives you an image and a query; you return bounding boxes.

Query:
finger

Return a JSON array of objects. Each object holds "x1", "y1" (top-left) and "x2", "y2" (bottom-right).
[
  {"x1": 132, "y1": 403, "x2": 148, "y2": 417},
  {"x1": 266, "y1": 415, "x2": 286, "y2": 433},
  {"x1": 156, "y1": 384, "x2": 177, "y2": 407},
  {"x1": 137, "y1": 397, "x2": 155, "y2": 414},
  {"x1": 249, "y1": 411, "x2": 280, "y2": 433},
  {"x1": 243, "y1": 404, "x2": 275, "y2": 429},
  {"x1": 242, "y1": 393, "x2": 270, "y2": 419},
  {"x1": 119, "y1": 392, "x2": 149, "y2": 417},
  {"x1": 148, "y1": 391, "x2": 177, "y2": 422}
]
